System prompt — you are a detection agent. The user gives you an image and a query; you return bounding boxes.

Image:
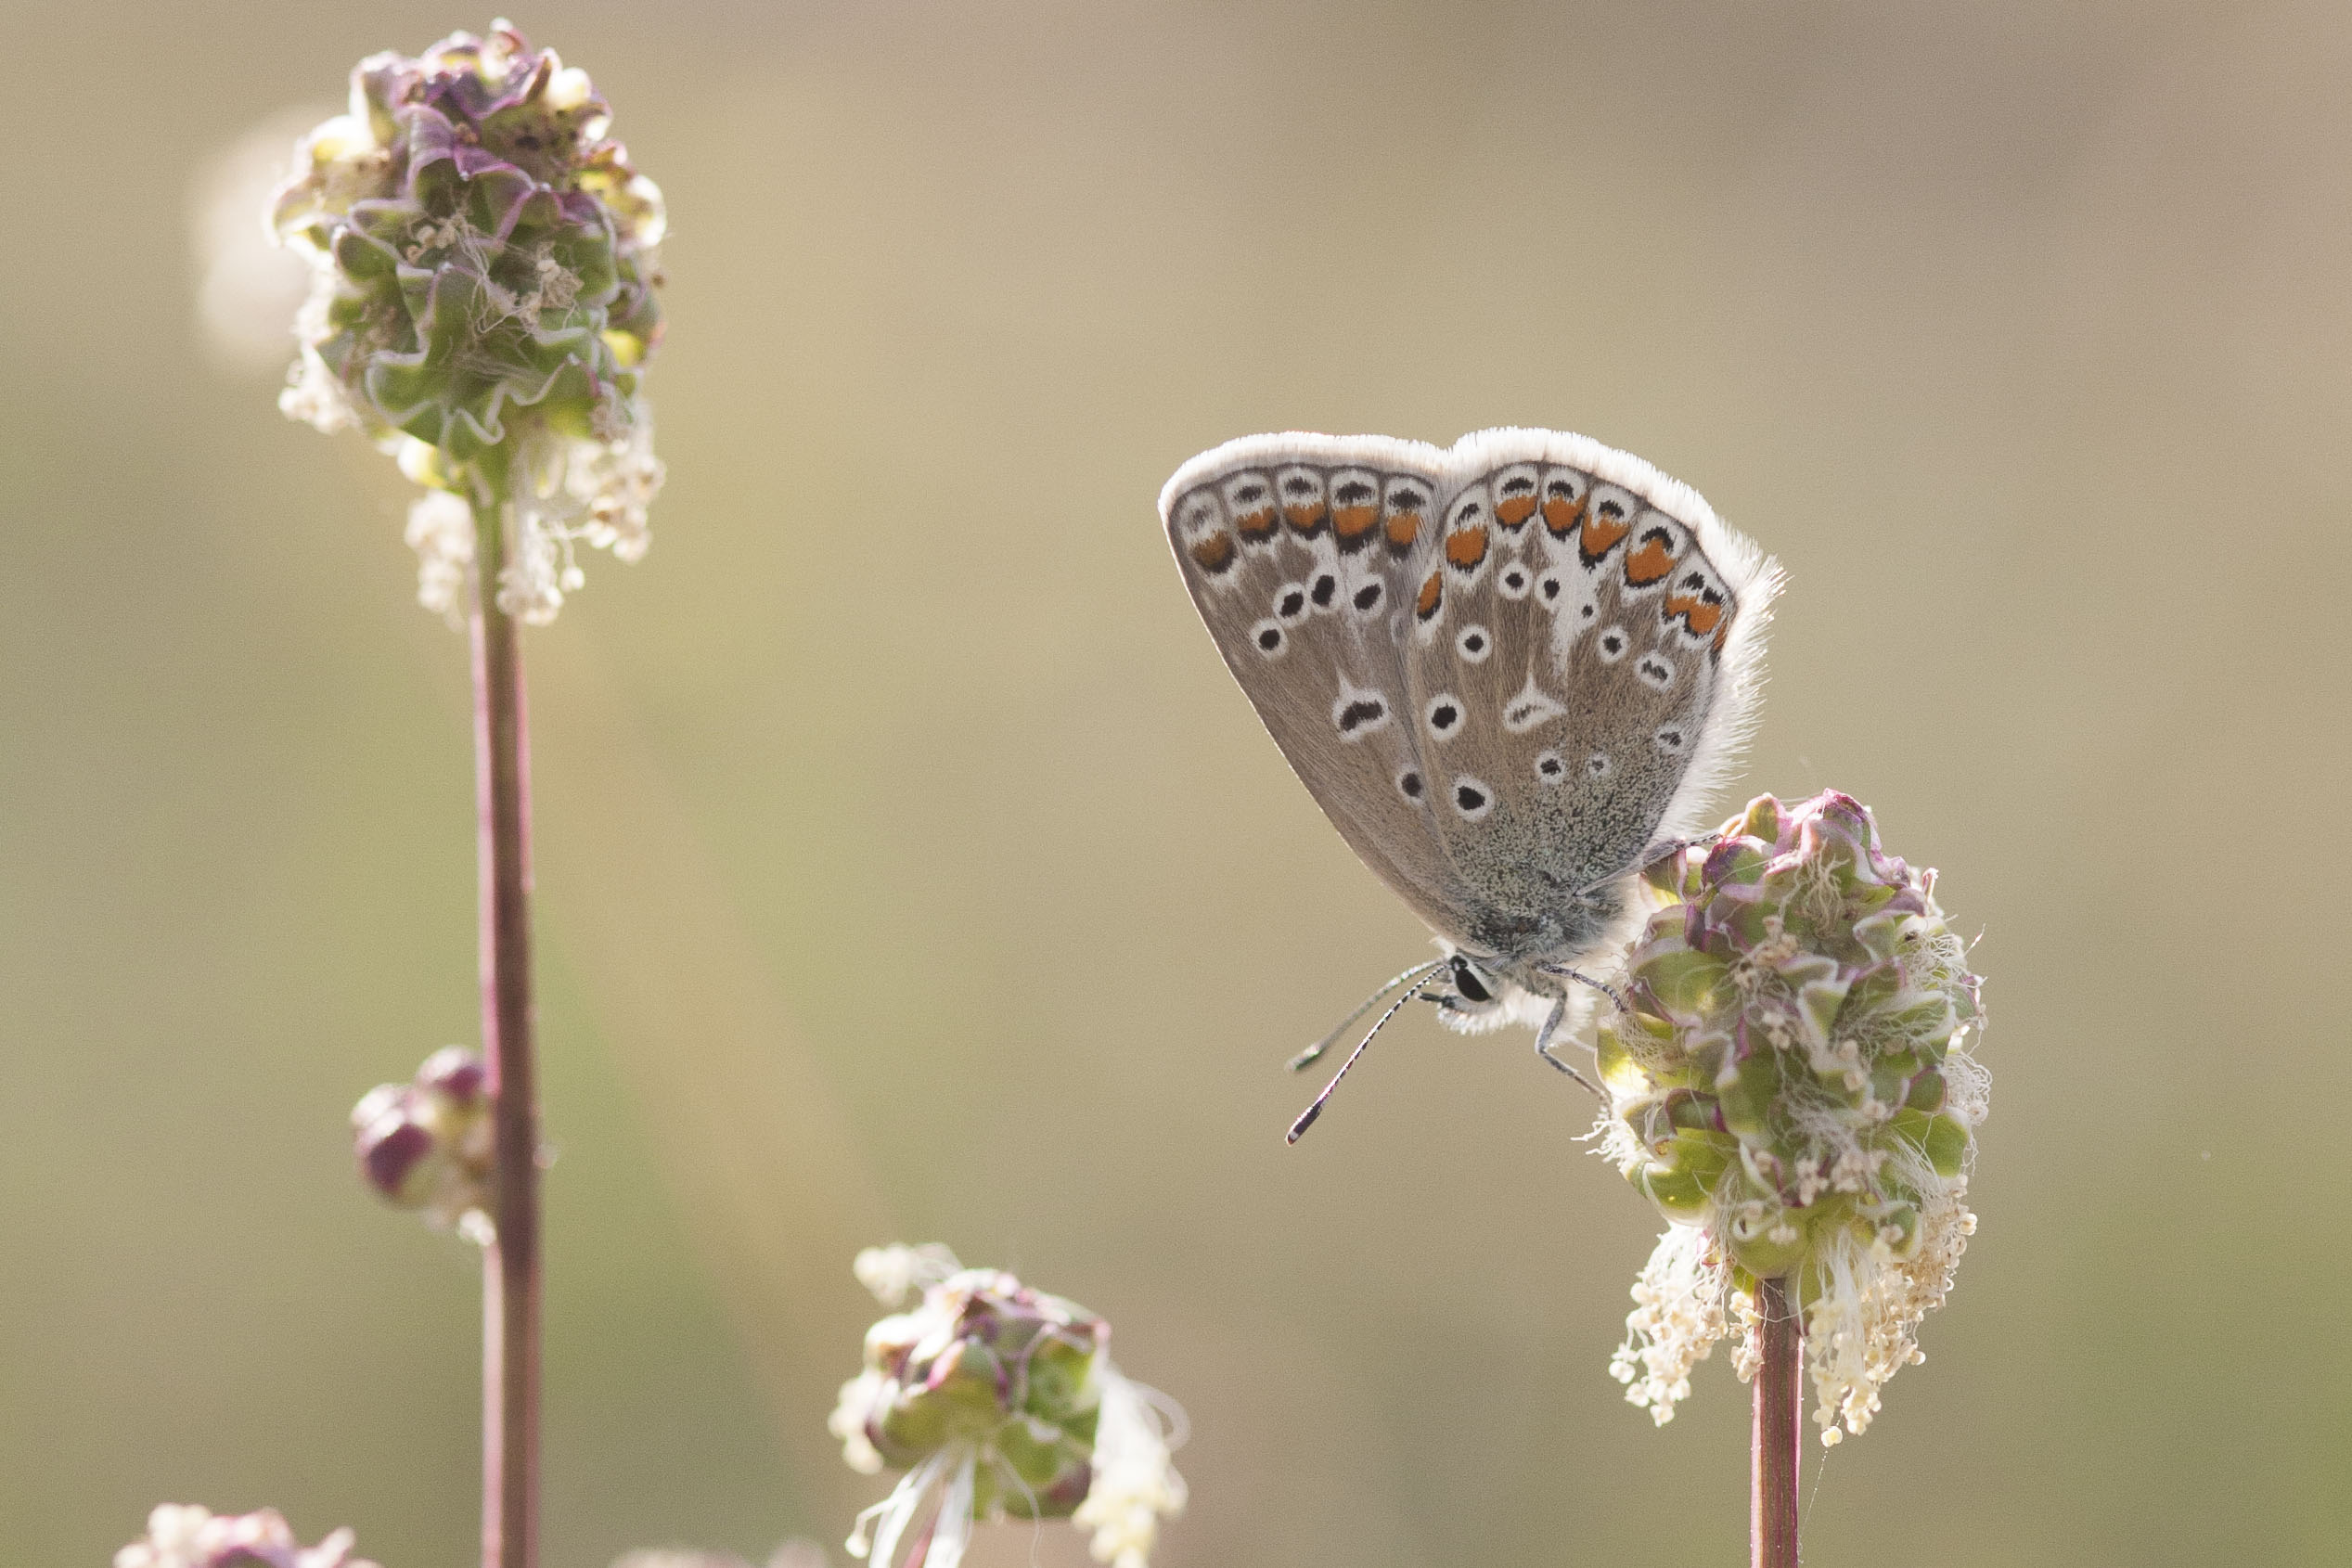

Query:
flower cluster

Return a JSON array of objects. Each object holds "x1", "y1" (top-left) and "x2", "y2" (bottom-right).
[
  {"x1": 116, "y1": 1506, "x2": 376, "y2": 1568},
  {"x1": 830, "y1": 1246, "x2": 1186, "y2": 1568},
  {"x1": 273, "y1": 19, "x2": 665, "y2": 623},
  {"x1": 351, "y1": 1047, "x2": 494, "y2": 1239},
  {"x1": 1597, "y1": 790, "x2": 1987, "y2": 1444}
]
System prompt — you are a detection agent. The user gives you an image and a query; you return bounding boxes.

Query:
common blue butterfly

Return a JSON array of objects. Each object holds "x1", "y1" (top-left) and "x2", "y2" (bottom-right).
[{"x1": 1162, "y1": 430, "x2": 1781, "y2": 1137}]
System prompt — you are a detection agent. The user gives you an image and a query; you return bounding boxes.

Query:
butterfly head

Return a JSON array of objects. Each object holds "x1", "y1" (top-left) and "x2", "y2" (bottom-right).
[{"x1": 1429, "y1": 952, "x2": 1525, "y2": 1032}]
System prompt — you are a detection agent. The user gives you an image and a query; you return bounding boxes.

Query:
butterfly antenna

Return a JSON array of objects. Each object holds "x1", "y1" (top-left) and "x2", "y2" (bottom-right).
[
  {"x1": 1286, "y1": 970, "x2": 1446, "y2": 1145},
  {"x1": 1286, "y1": 958, "x2": 1450, "y2": 1072}
]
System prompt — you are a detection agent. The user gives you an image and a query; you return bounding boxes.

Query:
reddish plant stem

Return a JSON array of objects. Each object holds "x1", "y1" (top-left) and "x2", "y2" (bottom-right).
[
  {"x1": 471, "y1": 494, "x2": 540, "y2": 1568},
  {"x1": 1751, "y1": 1276, "x2": 1802, "y2": 1568}
]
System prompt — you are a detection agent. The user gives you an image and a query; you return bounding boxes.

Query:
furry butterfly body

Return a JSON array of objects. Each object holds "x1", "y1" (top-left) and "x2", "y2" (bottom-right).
[{"x1": 1161, "y1": 429, "x2": 1781, "y2": 1103}]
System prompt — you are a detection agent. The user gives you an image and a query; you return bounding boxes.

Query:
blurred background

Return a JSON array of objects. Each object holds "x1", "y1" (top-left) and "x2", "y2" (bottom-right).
[{"x1": 3, "y1": 0, "x2": 2347, "y2": 1563}]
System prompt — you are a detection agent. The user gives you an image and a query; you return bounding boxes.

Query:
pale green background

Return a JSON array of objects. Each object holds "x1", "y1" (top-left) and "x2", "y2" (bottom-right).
[{"x1": 3, "y1": 2, "x2": 2346, "y2": 1564}]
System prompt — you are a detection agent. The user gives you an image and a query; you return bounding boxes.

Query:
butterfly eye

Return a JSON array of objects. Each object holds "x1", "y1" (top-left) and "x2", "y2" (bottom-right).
[{"x1": 1449, "y1": 957, "x2": 1495, "y2": 1003}]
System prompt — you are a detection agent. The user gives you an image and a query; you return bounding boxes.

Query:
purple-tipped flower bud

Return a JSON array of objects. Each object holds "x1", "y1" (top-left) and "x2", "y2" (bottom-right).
[
  {"x1": 1599, "y1": 791, "x2": 1988, "y2": 1445},
  {"x1": 350, "y1": 1047, "x2": 493, "y2": 1237},
  {"x1": 272, "y1": 21, "x2": 664, "y2": 625},
  {"x1": 831, "y1": 1246, "x2": 1185, "y2": 1568},
  {"x1": 116, "y1": 1506, "x2": 377, "y2": 1568}
]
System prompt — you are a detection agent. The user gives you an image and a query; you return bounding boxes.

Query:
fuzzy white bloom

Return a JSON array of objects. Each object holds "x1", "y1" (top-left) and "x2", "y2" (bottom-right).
[
  {"x1": 1072, "y1": 1367, "x2": 1189, "y2": 1568},
  {"x1": 852, "y1": 1242, "x2": 963, "y2": 1308},
  {"x1": 1801, "y1": 1178, "x2": 1978, "y2": 1445},
  {"x1": 496, "y1": 420, "x2": 667, "y2": 626},
  {"x1": 847, "y1": 1446, "x2": 976, "y2": 1568},
  {"x1": 829, "y1": 1369, "x2": 891, "y2": 1476},
  {"x1": 116, "y1": 1506, "x2": 375, "y2": 1568},
  {"x1": 1608, "y1": 1223, "x2": 1732, "y2": 1425},
  {"x1": 404, "y1": 490, "x2": 477, "y2": 625}
]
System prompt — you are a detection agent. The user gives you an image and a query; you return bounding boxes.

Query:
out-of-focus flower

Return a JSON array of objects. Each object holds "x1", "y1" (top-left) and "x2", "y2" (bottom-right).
[
  {"x1": 351, "y1": 1046, "x2": 494, "y2": 1239},
  {"x1": 271, "y1": 20, "x2": 665, "y2": 624},
  {"x1": 830, "y1": 1246, "x2": 1187, "y2": 1568},
  {"x1": 610, "y1": 1545, "x2": 829, "y2": 1568},
  {"x1": 1597, "y1": 790, "x2": 1988, "y2": 1445},
  {"x1": 116, "y1": 1505, "x2": 377, "y2": 1568}
]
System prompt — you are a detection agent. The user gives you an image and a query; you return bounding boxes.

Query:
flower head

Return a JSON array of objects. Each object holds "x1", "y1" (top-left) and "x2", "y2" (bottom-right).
[
  {"x1": 1598, "y1": 790, "x2": 1987, "y2": 1443},
  {"x1": 351, "y1": 1046, "x2": 494, "y2": 1239},
  {"x1": 272, "y1": 20, "x2": 664, "y2": 623},
  {"x1": 830, "y1": 1246, "x2": 1186, "y2": 1568},
  {"x1": 116, "y1": 1506, "x2": 377, "y2": 1568}
]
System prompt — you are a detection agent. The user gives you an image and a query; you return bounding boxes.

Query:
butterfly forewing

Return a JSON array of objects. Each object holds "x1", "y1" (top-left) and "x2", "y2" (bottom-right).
[{"x1": 1163, "y1": 435, "x2": 1475, "y2": 934}]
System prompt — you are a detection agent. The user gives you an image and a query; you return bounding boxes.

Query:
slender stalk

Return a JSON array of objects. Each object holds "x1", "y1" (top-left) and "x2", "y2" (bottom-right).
[
  {"x1": 471, "y1": 491, "x2": 540, "y2": 1568},
  {"x1": 1751, "y1": 1276, "x2": 1802, "y2": 1568}
]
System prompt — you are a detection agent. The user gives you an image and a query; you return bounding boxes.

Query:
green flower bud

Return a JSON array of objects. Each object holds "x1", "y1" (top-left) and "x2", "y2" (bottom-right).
[
  {"x1": 832, "y1": 1246, "x2": 1184, "y2": 1568},
  {"x1": 1601, "y1": 791, "x2": 1987, "y2": 1444},
  {"x1": 273, "y1": 22, "x2": 664, "y2": 625}
]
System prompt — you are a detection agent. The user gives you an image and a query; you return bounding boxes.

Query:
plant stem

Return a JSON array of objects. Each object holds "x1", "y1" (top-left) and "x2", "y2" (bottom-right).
[
  {"x1": 1751, "y1": 1276, "x2": 1802, "y2": 1568},
  {"x1": 471, "y1": 492, "x2": 540, "y2": 1568}
]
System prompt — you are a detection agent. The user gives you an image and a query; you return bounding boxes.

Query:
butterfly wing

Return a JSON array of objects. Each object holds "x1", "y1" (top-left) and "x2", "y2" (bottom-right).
[
  {"x1": 1163, "y1": 428, "x2": 1781, "y2": 965},
  {"x1": 1398, "y1": 430, "x2": 1781, "y2": 951},
  {"x1": 1161, "y1": 433, "x2": 1477, "y2": 936}
]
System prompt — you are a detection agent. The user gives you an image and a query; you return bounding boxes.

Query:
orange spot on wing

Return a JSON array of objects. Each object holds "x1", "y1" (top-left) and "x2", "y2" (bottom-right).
[
  {"x1": 1579, "y1": 508, "x2": 1629, "y2": 559},
  {"x1": 1283, "y1": 502, "x2": 1328, "y2": 536},
  {"x1": 1189, "y1": 532, "x2": 1237, "y2": 574},
  {"x1": 1385, "y1": 510, "x2": 1422, "y2": 554},
  {"x1": 1625, "y1": 536, "x2": 1675, "y2": 585},
  {"x1": 1495, "y1": 495, "x2": 1536, "y2": 528},
  {"x1": 1664, "y1": 589, "x2": 1727, "y2": 638},
  {"x1": 1544, "y1": 495, "x2": 1587, "y2": 536},
  {"x1": 1445, "y1": 523, "x2": 1489, "y2": 572},
  {"x1": 1415, "y1": 571, "x2": 1444, "y2": 621},
  {"x1": 1234, "y1": 508, "x2": 1278, "y2": 542},
  {"x1": 1332, "y1": 505, "x2": 1379, "y2": 543}
]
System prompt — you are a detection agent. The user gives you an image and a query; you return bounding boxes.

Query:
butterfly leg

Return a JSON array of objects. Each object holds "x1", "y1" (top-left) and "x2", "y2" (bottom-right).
[
  {"x1": 1533, "y1": 996, "x2": 1603, "y2": 1101},
  {"x1": 1542, "y1": 963, "x2": 1630, "y2": 1015}
]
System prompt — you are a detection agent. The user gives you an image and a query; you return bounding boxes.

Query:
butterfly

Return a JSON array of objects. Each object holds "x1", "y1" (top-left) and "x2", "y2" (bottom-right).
[{"x1": 1160, "y1": 429, "x2": 1781, "y2": 1139}]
